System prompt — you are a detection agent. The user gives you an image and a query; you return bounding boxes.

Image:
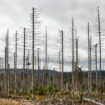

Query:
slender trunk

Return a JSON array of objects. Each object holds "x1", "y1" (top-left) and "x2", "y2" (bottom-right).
[
  {"x1": 14, "y1": 31, "x2": 17, "y2": 94},
  {"x1": 4, "y1": 47, "x2": 7, "y2": 93},
  {"x1": 32, "y1": 7, "x2": 35, "y2": 96},
  {"x1": 45, "y1": 28, "x2": 48, "y2": 91},
  {"x1": 61, "y1": 30, "x2": 64, "y2": 91},
  {"x1": 59, "y1": 51, "x2": 61, "y2": 90},
  {"x1": 8, "y1": 64, "x2": 10, "y2": 96},
  {"x1": 95, "y1": 44, "x2": 98, "y2": 93},
  {"x1": 97, "y1": 7, "x2": 102, "y2": 93},
  {"x1": 76, "y1": 38, "x2": 78, "y2": 91},
  {"x1": 72, "y1": 19, "x2": 75, "y2": 89},
  {"x1": 23, "y1": 28, "x2": 26, "y2": 91},
  {"x1": 37, "y1": 48, "x2": 40, "y2": 87}
]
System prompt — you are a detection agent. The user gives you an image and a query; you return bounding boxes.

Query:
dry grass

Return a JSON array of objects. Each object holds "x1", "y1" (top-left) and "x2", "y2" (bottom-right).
[
  {"x1": 0, "y1": 98, "x2": 19, "y2": 105},
  {"x1": 35, "y1": 95, "x2": 46, "y2": 101}
]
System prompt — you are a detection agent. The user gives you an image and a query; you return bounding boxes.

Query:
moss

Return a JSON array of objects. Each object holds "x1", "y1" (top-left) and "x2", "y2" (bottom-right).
[{"x1": 34, "y1": 87, "x2": 46, "y2": 95}]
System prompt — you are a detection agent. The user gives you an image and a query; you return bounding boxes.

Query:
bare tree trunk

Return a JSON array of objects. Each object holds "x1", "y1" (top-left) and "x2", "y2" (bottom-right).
[
  {"x1": 14, "y1": 31, "x2": 17, "y2": 95},
  {"x1": 53, "y1": 68, "x2": 55, "y2": 91},
  {"x1": 8, "y1": 64, "x2": 10, "y2": 96},
  {"x1": 6, "y1": 30, "x2": 9, "y2": 96},
  {"x1": 61, "y1": 30, "x2": 64, "y2": 91},
  {"x1": 32, "y1": 7, "x2": 35, "y2": 96},
  {"x1": 23, "y1": 28, "x2": 26, "y2": 92},
  {"x1": 88, "y1": 22, "x2": 90, "y2": 92},
  {"x1": 37, "y1": 48, "x2": 40, "y2": 87},
  {"x1": 14, "y1": 53, "x2": 16, "y2": 94},
  {"x1": 88, "y1": 23, "x2": 92, "y2": 93},
  {"x1": 4, "y1": 47, "x2": 7, "y2": 94},
  {"x1": 45, "y1": 28, "x2": 48, "y2": 91},
  {"x1": 95, "y1": 44, "x2": 98, "y2": 93},
  {"x1": 76, "y1": 38, "x2": 78, "y2": 91},
  {"x1": 59, "y1": 51, "x2": 61, "y2": 90},
  {"x1": 90, "y1": 36, "x2": 92, "y2": 93},
  {"x1": 97, "y1": 7, "x2": 102, "y2": 94},
  {"x1": 72, "y1": 19, "x2": 75, "y2": 89}
]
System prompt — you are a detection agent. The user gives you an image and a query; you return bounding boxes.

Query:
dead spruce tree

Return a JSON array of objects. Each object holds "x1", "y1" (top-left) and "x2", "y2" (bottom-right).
[
  {"x1": 97, "y1": 7, "x2": 102, "y2": 94},
  {"x1": 72, "y1": 19, "x2": 75, "y2": 90},
  {"x1": 88, "y1": 23, "x2": 92, "y2": 93}
]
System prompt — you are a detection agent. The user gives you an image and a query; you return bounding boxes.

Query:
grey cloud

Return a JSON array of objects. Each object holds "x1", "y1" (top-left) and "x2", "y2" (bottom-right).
[{"x1": 0, "y1": 0, "x2": 105, "y2": 71}]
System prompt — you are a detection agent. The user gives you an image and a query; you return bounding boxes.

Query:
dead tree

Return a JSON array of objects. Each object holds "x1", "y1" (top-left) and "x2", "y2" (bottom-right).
[
  {"x1": 22, "y1": 28, "x2": 26, "y2": 91},
  {"x1": 5, "y1": 30, "x2": 9, "y2": 96},
  {"x1": 23, "y1": 28, "x2": 26, "y2": 80},
  {"x1": 37, "y1": 48, "x2": 40, "y2": 87},
  {"x1": 4, "y1": 47, "x2": 7, "y2": 93},
  {"x1": 61, "y1": 30, "x2": 64, "y2": 91},
  {"x1": 14, "y1": 52, "x2": 16, "y2": 93},
  {"x1": 45, "y1": 28, "x2": 48, "y2": 90},
  {"x1": 26, "y1": 49, "x2": 30, "y2": 90},
  {"x1": 97, "y1": 7, "x2": 102, "y2": 93},
  {"x1": 72, "y1": 18, "x2": 74, "y2": 88},
  {"x1": 75, "y1": 38, "x2": 78, "y2": 91},
  {"x1": 8, "y1": 64, "x2": 10, "y2": 96},
  {"x1": 88, "y1": 23, "x2": 92, "y2": 93},
  {"x1": 90, "y1": 36, "x2": 92, "y2": 93},
  {"x1": 88, "y1": 23, "x2": 90, "y2": 91},
  {"x1": 14, "y1": 31, "x2": 17, "y2": 94},
  {"x1": 94, "y1": 44, "x2": 98, "y2": 93},
  {"x1": 37, "y1": 48, "x2": 40, "y2": 71},
  {"x1": 32, "y1": 7, "x2": 35, "y2": 96},
  {"x1": 59, "y1": 51, "x2": 61, "y2": 89}
]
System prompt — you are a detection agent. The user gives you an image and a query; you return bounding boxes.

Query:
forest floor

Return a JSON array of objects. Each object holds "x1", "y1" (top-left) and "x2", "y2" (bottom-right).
[
  {"x1": 0, "y1": 98, "x2": 19, "y2": 105},
  {"x1": 0, "y1": 92, "x2": 105, "y2": 105},
  {"x1": 0, "y1": 97, "x2": 90, "y2": 105}
]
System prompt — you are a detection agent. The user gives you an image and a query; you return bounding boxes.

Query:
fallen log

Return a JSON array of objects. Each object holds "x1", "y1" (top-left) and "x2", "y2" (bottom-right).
[{"x1": 83, "y1": 98, "x2": 104, "y2": 105}]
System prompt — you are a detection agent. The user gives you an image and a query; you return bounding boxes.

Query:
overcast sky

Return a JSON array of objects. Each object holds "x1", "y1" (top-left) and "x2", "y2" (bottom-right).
[{"x1": 0, "y1": 0, "x2": 105, "y2": 71}]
